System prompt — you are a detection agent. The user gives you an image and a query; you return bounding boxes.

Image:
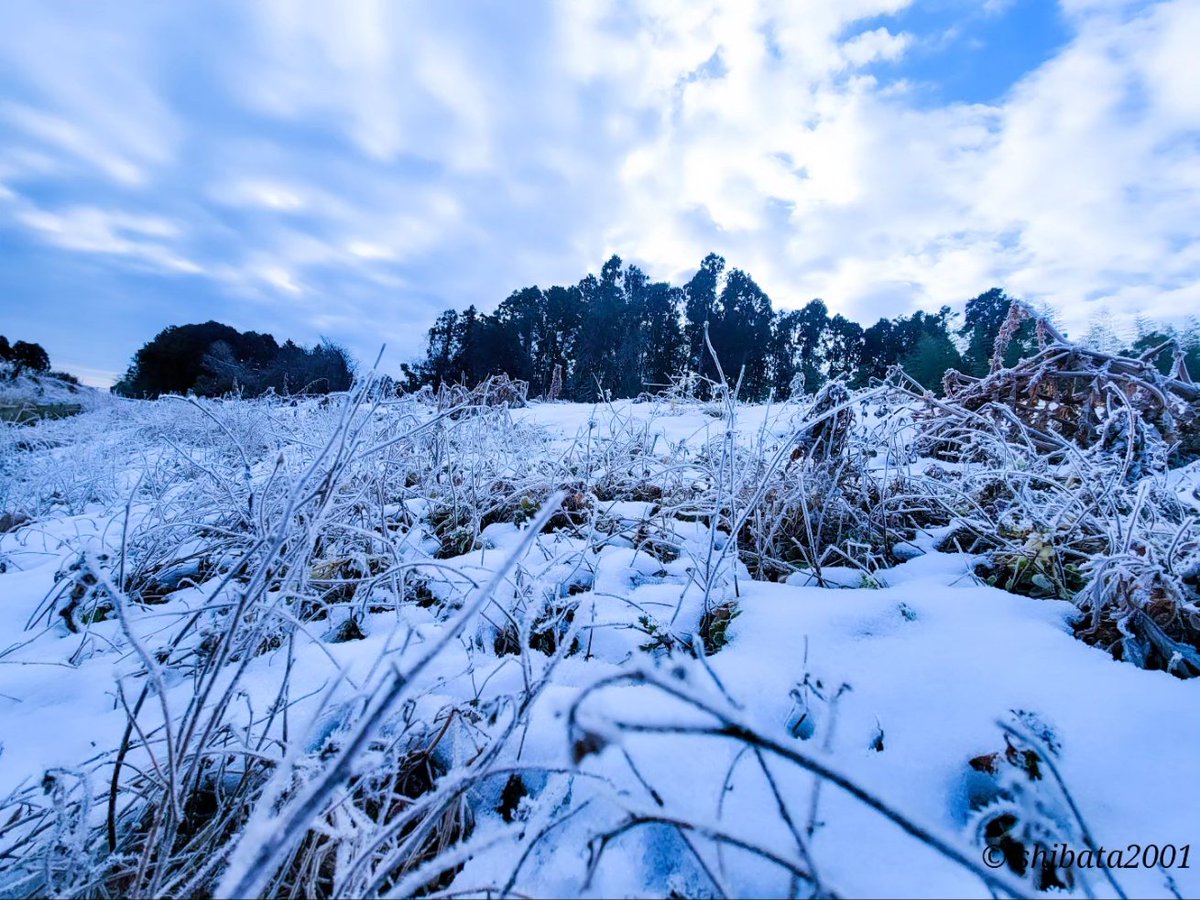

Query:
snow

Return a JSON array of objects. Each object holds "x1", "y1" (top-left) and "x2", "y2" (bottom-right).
[{"x1": 0, "y1": 393, "x2": 1196, "y2": 898}]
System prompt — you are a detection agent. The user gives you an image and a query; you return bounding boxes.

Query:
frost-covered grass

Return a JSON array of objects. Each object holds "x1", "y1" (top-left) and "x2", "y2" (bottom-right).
[{"x1": 0, "y1": 378, "x2": 1197, "y2": 898}]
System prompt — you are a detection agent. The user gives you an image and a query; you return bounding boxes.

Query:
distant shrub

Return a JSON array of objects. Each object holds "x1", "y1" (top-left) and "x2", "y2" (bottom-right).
[{"x1": 113, "y1": 322, "x2": 354, "y2": 398}]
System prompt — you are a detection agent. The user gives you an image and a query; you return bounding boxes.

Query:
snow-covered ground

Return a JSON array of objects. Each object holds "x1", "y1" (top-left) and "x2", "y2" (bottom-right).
[{"x1": 0, "y1": 391, "x2": 1196, "y2": 898}]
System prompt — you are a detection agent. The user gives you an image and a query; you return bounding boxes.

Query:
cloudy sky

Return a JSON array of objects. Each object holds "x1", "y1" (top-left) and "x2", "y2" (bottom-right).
[{"x1": 1, "y1": 0, "x2": 1197, "y2": 386}]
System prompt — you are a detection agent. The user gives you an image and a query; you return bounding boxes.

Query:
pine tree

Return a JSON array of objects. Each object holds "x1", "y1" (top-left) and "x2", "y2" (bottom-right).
[
  {"x1": 709, "y1": 268, "x2": 774, "y2": 399},
  {"x1": 568, "y1": 256, "x2": 627, "y2": 399},
  {"x1": 859, "y1": 318, "x2": 897, "y2": 384},
  {"x1": 960, "y1": 288, "x2": 1034, "y2": 375},
  {"x1": 495, "y1": 287, "x2": 547, "y2": 391},
  {"x1": 900, "y1": 330, "x2": 963, "y2": 393},
  {"x1": 683, "y1": 253, "x2": 725, "y2": 384},
  {"x1": 824, "y1": 315, "x2": 864, "y2": 384}
]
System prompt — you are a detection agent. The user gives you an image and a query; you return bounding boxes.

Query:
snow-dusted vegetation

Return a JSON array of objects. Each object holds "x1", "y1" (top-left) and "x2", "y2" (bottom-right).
[{"x1": 1, "y1": 321, "x2": 1198, "y2": 899}]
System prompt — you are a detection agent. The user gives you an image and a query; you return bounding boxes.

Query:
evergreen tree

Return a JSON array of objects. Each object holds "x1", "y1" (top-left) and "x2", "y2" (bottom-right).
[
  {"x1": 622, "y1": 265, "x2": 684, "y2": 393},
  {"x1": 569, "y1": 256, "x2": 627, "y2": 399},
  {"x1": 453, "y1": 306, "x2": 482, "y2": 383},
  {"x1": 1126, "y1": 318, "x2": 1200, "y2": 379},
  {"x1": 422, "y1": 310, "x2": 461, "y2": 387},
  {"x1": 1182, "y1": 318, "x2": 1200, "y2": 381},
  {"x1": 541, "y1": 285, "x2": 584, "y2": 397},
  {"x1": 857, "y1": 308, "x2": 961, "y2": 390},
  {"x1": 639, "y1": 282, "x2": 685, "y2": 388},
  {"x1": 769, "y1": 300, "x2": 831, "y2": 397},
  {"x1": 824, "y1": 315, "x2": 865, "y2": 384},
  {"x1": 711, "y1": 268, "x2": 774, "y2": 399},
  {"x1": 1083, "y1": 317, "x2": 1124, "y2": 354},
  {"x1": 859, "y1": 318, "x2": 898, "y2": 384},
  {"x1": 616, "y1": 264, "x2": 650, "y2": 398},
  {"x1": 495, "y1": 287, "x2": 547, "y2": 390},
  {"x1": 769, "y1": 310, "x2": 803, "y2": 397},
  {"x1": 959, "y1": 288, "x2": 1034, "y2": 375},
  {"x1": 900, "y1": 330, "x2": 963, "y2": 393},
  {"x1": 682, "y1": 253, "x2": 725, "y2": 383},
  {"x1": 473, "y1": 316, "x2": 532, "y2": 385}
]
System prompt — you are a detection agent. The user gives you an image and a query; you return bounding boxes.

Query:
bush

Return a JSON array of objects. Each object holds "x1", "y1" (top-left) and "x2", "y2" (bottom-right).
[{"x1": 113, "y1": 323, "x2": 354, "y2": 398}]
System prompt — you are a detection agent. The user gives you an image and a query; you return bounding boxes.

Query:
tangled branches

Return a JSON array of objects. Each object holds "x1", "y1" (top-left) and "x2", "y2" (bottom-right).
[{"x1": 940, "y1": 303, "x2": 1199, "y2": 473}]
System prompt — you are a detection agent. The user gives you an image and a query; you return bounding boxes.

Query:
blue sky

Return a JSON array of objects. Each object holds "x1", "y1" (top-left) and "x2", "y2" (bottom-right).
[
  {"x1": 864, "y1": 0, "x2": 1070, "y2": 104},
  {"x1": 1, "y1": 0, "x2": 1197, "y2": 386}
]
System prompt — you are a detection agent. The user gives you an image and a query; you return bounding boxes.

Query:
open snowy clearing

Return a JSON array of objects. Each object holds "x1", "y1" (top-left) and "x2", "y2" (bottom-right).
[{"x1": 1, "y1": 387, "x2": 1197, "y2": 899}]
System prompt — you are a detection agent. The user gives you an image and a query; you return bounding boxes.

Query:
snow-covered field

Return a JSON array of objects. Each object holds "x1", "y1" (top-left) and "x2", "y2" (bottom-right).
[{"x1": 1, "y1": 386, "x2": 1197, "y2": 898}]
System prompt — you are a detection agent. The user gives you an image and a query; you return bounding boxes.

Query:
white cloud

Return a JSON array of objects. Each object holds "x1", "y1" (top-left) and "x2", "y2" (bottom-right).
[
  {"x1": 968, "y1": 1, "x2": 1200, "y2": 325},
  {"x1": 587, "y1": 0, "x2": 1200, "y2": 336},
  {"x1": 982, "y1": 0, "x2": 1018, "y2": 15},
  {"x1": 8, "y1": 197, "x2": 201, "y2": 274},
  {"x1": 841, "y1": 27, "x2": 912, "y2": 67},
  {"x1": 0, "y1": 7, "x2": 181, "y2": 187},
  {"x1": 213, "y1": 179, "x2": 307, "y2": 212},
  {"x1": 1, "y1": 105, "x2": 144, "y2": 186},
  {"x1": 231, "y1": 1, "x2": 500, "y2": 171}
]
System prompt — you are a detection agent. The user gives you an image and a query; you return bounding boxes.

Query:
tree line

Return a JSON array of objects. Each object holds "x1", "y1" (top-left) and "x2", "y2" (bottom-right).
[
  {"x1": 113, "y1": 322, "x2": 353, "y2": 398},
  {"x1": 405, "y1": 254, "x2": 1199, "y2": 402},
  {"x1": 18, "y1": 257, "x2": 1196, "y2": 403}
]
